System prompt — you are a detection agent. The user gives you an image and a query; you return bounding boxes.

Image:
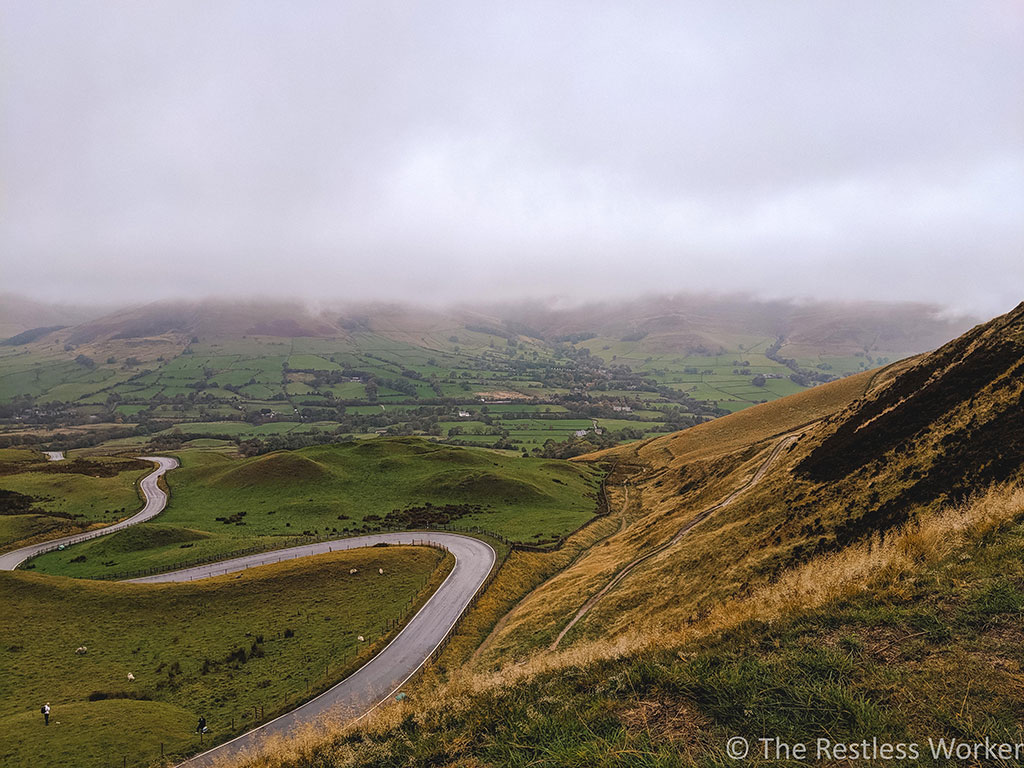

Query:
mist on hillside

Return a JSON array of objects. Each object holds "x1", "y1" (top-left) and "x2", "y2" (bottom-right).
[{"x1": 0, "y1": 292, "x2": 980, "y2": 351}]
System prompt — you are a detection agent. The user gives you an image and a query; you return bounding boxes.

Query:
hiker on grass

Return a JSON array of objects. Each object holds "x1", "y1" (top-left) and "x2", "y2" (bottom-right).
[
  {"x1": 196, "y1": 716, "x2": 207, "y2": 734},
  {"x1": 41, "y1": 703, "x2": 50, "y2": 726}
]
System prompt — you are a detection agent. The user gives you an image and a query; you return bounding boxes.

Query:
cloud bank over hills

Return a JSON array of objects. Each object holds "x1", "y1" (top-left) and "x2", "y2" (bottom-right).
[{"x1": 2, "y1": 1, "x2": 1021, "y2": 314}]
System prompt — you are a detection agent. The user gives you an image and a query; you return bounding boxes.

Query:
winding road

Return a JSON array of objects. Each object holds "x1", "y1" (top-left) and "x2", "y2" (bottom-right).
[
  {"x1": 0, "y1": 456, "x2": 178, "y2": 571},
  {"x1": 0, "y1": 457, "x2": 496, "y2": 767}
]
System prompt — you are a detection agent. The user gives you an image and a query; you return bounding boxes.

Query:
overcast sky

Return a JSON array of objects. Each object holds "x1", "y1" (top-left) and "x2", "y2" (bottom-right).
[{"x1": 2, "y1": 1, "x2": 1021, "y2": 316}]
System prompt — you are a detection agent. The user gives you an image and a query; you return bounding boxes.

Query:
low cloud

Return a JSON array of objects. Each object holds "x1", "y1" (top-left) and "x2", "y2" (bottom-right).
[{"x1": 1, "y1": 1, "x2": 1021, "y2": 316}]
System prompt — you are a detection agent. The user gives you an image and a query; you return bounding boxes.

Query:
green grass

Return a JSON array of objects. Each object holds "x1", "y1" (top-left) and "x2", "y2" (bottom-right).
[
  {"x1": 0, "y1": 545, "x2": 451, "y2": 768},
  {"x1": 0, "y1": 467, "x2": 146, "y2": 523},
  {"x1": 25, "y1": 438, "x2": 604, "y2": 577},
  {"x1": 0, "y1": 515, "x2": 71, "y2": 550},
  {"x1": 29, "y1": 525, "x2": 317, "y2": 579},
  {"x1": 162, "y1": 440, "x2": 602, "y2": 542},
  {"x1": 0, "y1": 312, "x2": 926, "y2": 463}
]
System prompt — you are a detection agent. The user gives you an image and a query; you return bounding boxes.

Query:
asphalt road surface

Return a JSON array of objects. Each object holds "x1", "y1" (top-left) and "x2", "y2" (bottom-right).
[
  {"x1": 0, "y1": 455, "x2": 178, "y2": 571},
  {"x1": 148, "y1": 531, "x2": 496, "y2": 767}
]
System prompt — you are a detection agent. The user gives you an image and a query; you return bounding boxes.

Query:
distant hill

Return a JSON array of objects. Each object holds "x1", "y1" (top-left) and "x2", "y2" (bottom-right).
[
  {"x1": 2, "y1": 292, "x2": 975, "y2": 352},
  {"x1": 0, "y1": 294, "x2": 111, "y2": 341},
  {"x1": 487, "y1": 294, "x2": 975, "y2": 358},
  {"x1": 60, "y1": 298, "x2": 344, "y2": 346},
  {"x1": 0, "y1": 294, "x2": 983, "y2": 447}
]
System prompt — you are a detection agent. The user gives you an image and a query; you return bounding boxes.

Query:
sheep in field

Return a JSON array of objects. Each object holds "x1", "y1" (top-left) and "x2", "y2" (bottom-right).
[
  {"x1": 75, "y1": 646, "x2": 87, "y2": 655},
  {"x1": 127, "y1": 673, "x2": 135, "y2": 682}
]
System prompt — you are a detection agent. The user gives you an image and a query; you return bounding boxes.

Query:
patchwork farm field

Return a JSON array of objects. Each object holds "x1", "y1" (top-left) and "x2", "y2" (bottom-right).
[
  {"x1": 0, "y1": 546, "x2": 451, "y2": 768},
  {"x1": 0, "y1": 301, "x2": 923, "y2": 457}
]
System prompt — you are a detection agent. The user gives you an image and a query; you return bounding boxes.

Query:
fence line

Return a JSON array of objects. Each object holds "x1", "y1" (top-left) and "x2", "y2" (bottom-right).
[{"x1": 75, "y1": 523, "x2": 538, "y2": 581}]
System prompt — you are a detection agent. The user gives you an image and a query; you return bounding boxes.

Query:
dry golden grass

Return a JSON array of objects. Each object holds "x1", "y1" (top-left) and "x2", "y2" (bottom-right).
[
  {"x1": 678, "y1": 481, "x2": 1024, "y2": 633},
  {"x1": 535, "y1": 329, "x2": 1023, "y2": 650},
  {"x1": 475, "y1": 438, "x2": 783, "y2": 661},
  {"x1": 463, "y1": 481, "x2": 1024, "y2": 695},
  {"x1": 474, "y1": 368, "x2": 882, "y2": 657},
  {"x1": 446, "y1": 499, "x2": 622, "y2": 672}
]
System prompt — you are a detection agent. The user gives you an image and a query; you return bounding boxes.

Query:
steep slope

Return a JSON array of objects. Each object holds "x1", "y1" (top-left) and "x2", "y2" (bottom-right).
[{"x1": 474, "y1": 303, "x2": 1024, "y2": 663}]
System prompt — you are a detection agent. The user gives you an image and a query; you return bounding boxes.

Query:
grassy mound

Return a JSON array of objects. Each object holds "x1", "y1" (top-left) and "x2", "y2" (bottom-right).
[
  {"x1": 153, "y1": 438, "x2": 603, "y2": 546},
  {"x1": 0, "y1": 514, "x2": 74, "y2": 552},
  {"x1": 0, "y1": 455, "x2": 151, "y2": 551},
  {"x1": 28, "y1": 437, "x2": 601, "y2": 577},
  {"x1": 80, "y1": 523, "x2": 210, "y2": 554},
  {"x1": 415, "y1": 470, "x2": 545, "y2": 503},
  {"x1": 216, "y1": 451, "x2": 329, "y2": 487}
]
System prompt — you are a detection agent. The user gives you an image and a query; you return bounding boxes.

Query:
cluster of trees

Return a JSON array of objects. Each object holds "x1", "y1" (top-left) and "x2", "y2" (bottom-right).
[
  {"x1": 765, "y1": 337, "x2": 838, "y2": 385},
  {"x1": 0, "y1": 423, "x2": 160, "y2": 451},
  {"x1": 236, "y1": 433, "x2": 355, "y2": 456}
]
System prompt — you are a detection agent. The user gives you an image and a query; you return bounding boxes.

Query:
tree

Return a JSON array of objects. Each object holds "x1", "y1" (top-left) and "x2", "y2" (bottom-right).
[{"x1": 752, "y1": 374, "x2": 767, "y2": 387}]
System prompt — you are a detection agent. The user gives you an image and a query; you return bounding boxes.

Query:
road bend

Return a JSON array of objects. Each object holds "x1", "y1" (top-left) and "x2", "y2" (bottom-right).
[{"x1": 0, "y1": 454, "x2": 496, "y2": 767}]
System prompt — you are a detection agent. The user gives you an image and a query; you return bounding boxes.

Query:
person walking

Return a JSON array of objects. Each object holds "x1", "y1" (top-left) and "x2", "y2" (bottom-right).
[
  {"x1": 196, "y1": 715, "x2": 206, "y2": 734},
  {"x1": 41, "y1": 703, "x2": 50, "y2": 726}
]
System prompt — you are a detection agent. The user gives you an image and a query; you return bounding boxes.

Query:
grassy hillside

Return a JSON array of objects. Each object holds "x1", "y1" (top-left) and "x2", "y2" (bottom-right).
[
  {"x1": 161, "y1": 439, "x2": 604, "y2": 542},
  {"x1": 0, "y1": 451, "x2": 152, "y2": 551},
  {"x1": 471, "y1": 367, "x2": 883, "y2": 664},
  {"x1": 0, "y1": 546, "x2": 451, "y2": 768},
  {"x1": 206, "y1": 483, "x2": 1024, "y2": 768},
  {"x1": 3, "y1": 301, "x2": 1013, "y2": 768},
  {"x1": 29, "y1": 439, "x2": 604, "y2": 578}
]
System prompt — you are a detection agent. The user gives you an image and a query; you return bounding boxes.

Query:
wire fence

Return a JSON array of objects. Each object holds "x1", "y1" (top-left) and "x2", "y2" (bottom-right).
[{"x1": 79, "y1": 523, "x2": 537, "y2": 581}]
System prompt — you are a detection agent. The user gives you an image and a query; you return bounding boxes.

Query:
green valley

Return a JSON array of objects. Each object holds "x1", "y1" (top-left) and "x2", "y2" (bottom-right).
[{"x1": 0, "y1": 297, "x2": 970, "y2": 458}]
